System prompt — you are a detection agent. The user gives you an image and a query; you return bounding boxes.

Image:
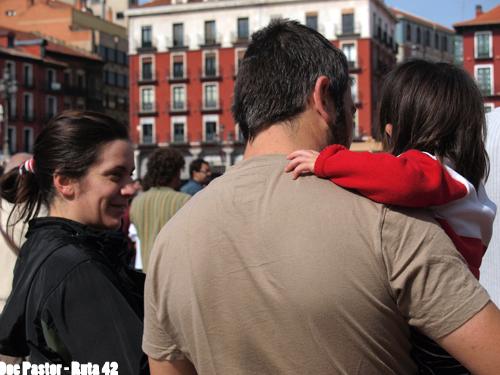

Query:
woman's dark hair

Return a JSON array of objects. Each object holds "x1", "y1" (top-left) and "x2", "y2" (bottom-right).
[
  {"x1": 379, "y1": 59, "x2": 488, "y2": 188},
  {"x1": 1, "y1": 110, "x2": 129, "y2": 225},
  {"x1": 142, "y1": 147, "x2": 185, "y2": 191}
]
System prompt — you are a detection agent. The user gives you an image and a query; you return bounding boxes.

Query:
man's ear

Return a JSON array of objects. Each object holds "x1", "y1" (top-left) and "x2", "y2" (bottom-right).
[
  {"x1": 312, "y1": 76, "x2": 334, "y2": 124},
  {"x1": 53, "y1": 174, "x2": 76, "y2": 199},
  {"x1": 385, "y1": 123, "x2": 393, "y2": 138}
]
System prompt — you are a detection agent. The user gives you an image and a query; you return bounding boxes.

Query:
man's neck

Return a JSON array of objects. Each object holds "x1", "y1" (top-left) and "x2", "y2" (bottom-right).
[{"x1": 243, "y1": 112, "x2": 329, "y2": 159}]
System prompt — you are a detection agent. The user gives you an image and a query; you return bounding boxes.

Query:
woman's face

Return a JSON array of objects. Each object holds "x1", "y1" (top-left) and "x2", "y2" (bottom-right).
[{"x1": 71, "y1": 139, "x2": 136, "y2": 230}]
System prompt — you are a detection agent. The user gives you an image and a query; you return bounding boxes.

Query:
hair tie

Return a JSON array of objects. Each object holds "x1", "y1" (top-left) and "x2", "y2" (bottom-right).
[{"x1": 19, "y1": 158, "x2": 35, "y2": 175}]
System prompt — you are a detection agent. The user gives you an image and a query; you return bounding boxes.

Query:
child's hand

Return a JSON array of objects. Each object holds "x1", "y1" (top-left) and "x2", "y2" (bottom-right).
[{"x1": 285, "y1": 150, "x2": 319, "y2": 180}]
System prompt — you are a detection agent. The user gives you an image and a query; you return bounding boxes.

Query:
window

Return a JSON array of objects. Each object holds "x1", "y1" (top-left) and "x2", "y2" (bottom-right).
[
  {"x1": 424, "y1": 30, "x2": 430, "y2": 47},
  {"x1": 350, "y1": 75, "x2": 358, "y2": 104},
  {"x1": 141, "y1": 123, "x2": 153, "y2": 144},
  {"x1": 46, "y1": 96, "x2": 57, "y2": 119},
  {"x1": 116, "y1": 12, "x2": 124, "y2": 20},
  {"x1": 141, "y1": 26, "x2": 152, "y2": 48},
  {"x1": 204, "y1": 52, "x2": 217, "y2": 77},
  {"x1": 23, "y1": 128, "x2": 33, "y2": 153},
  {"x1": 172, "y1": 55, "x2": 184, "y2": 78},
  {"x1": 204, "y1": 84, "x2": 218, "y2": 108},
  {"x1": 342, "y1": 43, "x2": 357, "y2": 68},
  {"x1": 23, "y1": 64, "x2": 33, "y2": 86},
  {"x1": 442, "y1": 35, "x2": 448, "y2": 52},
  {"x1": 142, "y1": 57, "x2": 153, "y2": 80},
  {"x1": 173, "y1": 23, "x2": 184, "y2": 47},
  {"x1": 172, "y1": 86, "x2": 185, "y2": 110},
  {"x1": 7, "y1": 95, "x2": 16, "y2": 120},
  {"x1": 77, "y1": 72, "x2": 85, "y2": 88},
  {"x1": 475, "y1": 66, "x2": 493, "y2": 96},
  {"x1": 173, "y1": 122, "x2": 185, "y2": 143},
  {"x1": 405, "y1": 24, "x2": 412, "y2": 42},
  {"x1": 107, "y1": 47, "x2": 116, "y2": 62},
  {"x1": 108, "y1": 71, "x2": 116, "y2": 86},
  {"x1": 237, "y1": 18, "x2": 249, "y2": 40},
  {"x1": 416, "y1": 27, "x2": 421, "y2": 44},
  {"x1": 141, "y1": 88, "x2": 154, "y2": 111},
  {"x1": 5, "y1": 61, "x2": 15, "y2": 80},
  {"x1": 475, "y1": 32, "x2": 492, "y2": 59},
  {"x1": 205, "y1": 121, "x2": 217, "y2": 142},
  {"x1": 306, "y1": 13, "x2": 318, "y2": 31},
  {"x1": 434, "y1": 33, "x2": 439, "y2": 49},
  {"x1": 342, "y1": 13, "x2": 354, "y2": 34},
  {"x1": 7, "y1": 127, "x2": 16, "y2": 155},
  {"x1": 23, "y1": 93, "x2": 33, "y2": 121},
  {"x1": 205, "y1": 20, "x2": 216, "y2": 45}
]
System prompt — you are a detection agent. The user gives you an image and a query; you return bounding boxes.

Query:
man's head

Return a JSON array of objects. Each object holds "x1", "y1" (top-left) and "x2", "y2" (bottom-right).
[
  {"x1": 189, "y1": 159, "x2": 211, "y2": 185},
  {"x1": 232, "y1": 19, "x2": 352, "y2": 147},
  {"x1": 143, "y1": 148, "x2": 185, "y2": 191}
]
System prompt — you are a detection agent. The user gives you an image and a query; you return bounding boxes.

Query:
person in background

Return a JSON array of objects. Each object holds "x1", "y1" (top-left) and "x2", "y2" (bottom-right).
[
  {"x1": 130, "y1": 148, "x2": 190, "y2": 272},
  {"x1": 180, "y1": 159, "x2": 212, "y2": 196},
  {"x1": 482, "y1": 107, "x2": 500, "y2": 305},
  {"x1": 0, "y1": 111, "x2": 148, "y2": 375}
]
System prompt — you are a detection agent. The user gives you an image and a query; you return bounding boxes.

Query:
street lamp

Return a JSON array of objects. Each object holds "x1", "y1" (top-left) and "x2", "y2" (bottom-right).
[{"x1": 0, "y1": 67, "x2": 18, "y2": 162}]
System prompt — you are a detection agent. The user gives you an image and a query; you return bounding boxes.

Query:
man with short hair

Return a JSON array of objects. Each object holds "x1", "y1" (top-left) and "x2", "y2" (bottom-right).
[
  {"x1": 130, "y1": 147, "x2": 190, "y2": 272},
  {"x1": 144, "y1": 20, "x2": 500, "y2": 374},
  {"x1": 180, "y1": 159, "x2": 212, "y2": 196}
]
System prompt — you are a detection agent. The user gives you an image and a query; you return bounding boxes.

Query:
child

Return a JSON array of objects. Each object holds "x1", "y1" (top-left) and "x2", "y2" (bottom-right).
[{"x1": 286, "y1": 60, "x2": 496, "y2": 374}]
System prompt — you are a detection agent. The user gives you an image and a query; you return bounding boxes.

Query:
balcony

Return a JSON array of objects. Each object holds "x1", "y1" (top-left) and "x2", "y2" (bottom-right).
[
  {"x1": 335, "y1": 23, "x2": 361, "y2": 38},
  {"x1": 167, "y1": 101, "x2": 190, "y2": 115},
  {"x1": 137, "y1": 70, "x2": 158, "y2": 85},
  {"x1": 44, "y1": 80, "x2": 61, "y2": 93},
  {"x1": 137, "y1": 102, "x2": 158, "y2": 116},
  {"x1": 230, "y1": 32, "x2": 250, "y2": 46},
  {"x1": 22, "y1": 113, "x2": 35, "y2": 122},
  {"x1": 476, "y1": 50, "x2": 492, "y2": 60},
  {"x1": 168, "y1": 68, "x2": 190, "y2": 83},
  {"x1": 166, "y1": 35, "x2": 190, "y2": 51},
  {"x1": 198, "y1": 34, "x2": 222, "y2": 48},
  {"x1": 23, "y1": 80, "x2": 35, "y2": 89},
  {"x1": 64, "y1": 84, "x2": 88, "y2": 96},
  {"x1": 136, "y1": 38, "x2": 157, "y2": 53},
  {"x1": 201, "y1": 99, "x2": 222, "y2": 114},
  {"x1": 200, "y1": 67, "x2": 222, "y2": 82},
  {"x1": 347, "y1": 60, "x2": 360, "y2": 72}
]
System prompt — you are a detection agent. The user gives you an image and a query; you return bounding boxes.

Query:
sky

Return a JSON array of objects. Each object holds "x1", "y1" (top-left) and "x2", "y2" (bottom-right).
[{"x1": 386, "y1": 0, "x2": 499, "y2": 28}]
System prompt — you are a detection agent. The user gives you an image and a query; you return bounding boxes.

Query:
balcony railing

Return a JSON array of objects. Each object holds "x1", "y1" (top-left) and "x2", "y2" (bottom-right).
[
  {"x1": 201, "y1": 99, "x2": 222, "y2": 113},
  {"x1": 335, "y1": 23, "x2": 361, "y2": 38},
  {"x1": 167, "y1": 101, "x2": 190, "y2": 114},
  {"x1": 198, "y1": 33, "x2": 222, "y2": 47},
  {"x1": 200, "y1": 67, "x2": 222, "y2": 81},
  {"x1": 138, "y1": 70, "x2": 158, "y2": 84},
  {"x1": 138, "y1": 102, "x2": 157, "y2": 115},
  {"x1": 136, "y1": 38, "x2": 158, "y2": 52},
  {"x1": 44, "y1": 80, "x2": 61, "y2": 92},
  {"x1": 23, "y1": 113, "x2": 35, "y2": 122},
  {"x1": 230, "y1": 32, "x2": 249, "y2": 45},
  {"x1": 166, "y1": 35, "x2": 190, "y2": 50},
  {"x1": 168, "y1": 68, "x2": 190, "y2": 83}
]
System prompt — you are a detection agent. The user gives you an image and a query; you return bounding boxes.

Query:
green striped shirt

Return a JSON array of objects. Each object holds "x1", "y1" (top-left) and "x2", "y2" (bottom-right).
[{"x1": 130, "y1": 187, "x2": 190, "y2": 272}]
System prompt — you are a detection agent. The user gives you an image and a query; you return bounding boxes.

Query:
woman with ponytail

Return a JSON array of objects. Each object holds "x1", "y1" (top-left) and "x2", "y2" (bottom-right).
[{"x1": 0, "y1": 111, "x2": 148, "y2": 375}]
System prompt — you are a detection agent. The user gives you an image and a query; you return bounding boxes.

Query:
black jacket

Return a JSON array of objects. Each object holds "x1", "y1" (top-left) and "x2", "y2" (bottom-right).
[{"x1": 0, "y1": 217, "x2": 148, "y2": 375}]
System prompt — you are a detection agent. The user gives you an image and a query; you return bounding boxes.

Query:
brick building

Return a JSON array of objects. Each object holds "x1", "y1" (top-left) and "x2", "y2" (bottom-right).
[
  {"x1": 0, "y1": 27, "x2": 102, "y2": 158},
  {"x1": 454, "y1": 5, "x2": 500, "y2": 112},
  {"x1": 0, "y1": 0, "x2": 129, "y2": 125},
  {"x1": 127, "y1": 0, "x2": 397, "y2": 177},
  {"x1": 391, "y1": 8, "x2": 455, "y2": 63}
]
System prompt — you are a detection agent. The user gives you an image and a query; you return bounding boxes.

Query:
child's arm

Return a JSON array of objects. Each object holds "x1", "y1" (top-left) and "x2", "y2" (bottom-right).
[{"x1": 286, "y1": 144, "x2": 469, "y2": 207}]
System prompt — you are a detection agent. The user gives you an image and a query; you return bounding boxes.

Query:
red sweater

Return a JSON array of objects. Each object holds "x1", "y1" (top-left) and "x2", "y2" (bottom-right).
[{"x1": 314, "y1": 145, "x2": 497, "y2": 279}]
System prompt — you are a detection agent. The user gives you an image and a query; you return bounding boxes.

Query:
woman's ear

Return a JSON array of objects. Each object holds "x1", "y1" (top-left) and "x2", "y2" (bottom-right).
[
  {"x1": 385, "y1": 123, "x2": 393, "y2": 138},
  {"x1": 53, "y1": 174, "x2": 76, "y2": 199}
]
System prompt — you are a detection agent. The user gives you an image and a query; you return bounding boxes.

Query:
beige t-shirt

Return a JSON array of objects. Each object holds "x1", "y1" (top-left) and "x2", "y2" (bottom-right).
[{"x1": 143, "y1": 155, "x2": 490, "y2": 374}]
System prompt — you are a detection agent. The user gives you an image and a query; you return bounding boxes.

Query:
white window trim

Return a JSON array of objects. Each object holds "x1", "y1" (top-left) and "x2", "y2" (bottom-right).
[
  {"x1": 350, "y1": 74, "x2": 359, "y2": 103},
  {"x1": 474, "y1": 64, "x2": 494, "y2": 96},
  {"x1": 140, "y1": 54, "x2": 155, "y2": 80},
  {"x1": 202, "y1": 114, "x2": 219, "y2": 142},
  {"x1": 171, "y1": 116, "x2": 187, "y2": 143},
  {"x1": 202, "y1": 49, "x2": 219, "y2": 77},
  {"x1": 474, "y1": 31, "x2": 493, "y2": 59},
  {"x1": 340, "y1": 40, "x2": 358, "y2": 68},
  {"x1": 171, "y1": 83, "x2": 187, "y2": 110},
  {"x1": 139, "y1": 117, "x2": 155, "y2": 145},
  {"x1": 234, "y1": 47, "x2": 246, "y2": 75},
  {"x1": 202, "y1": 82, "x2": 219, "y2": 110},
  {"x1": 353, "y1": 106, "x2": 360, "y2": 139},
  {"x1": 170, "y1": 52, "x2": 186, "y2": 79},
  {"x1": 140, "y1": 86, "x2": 155, "y2": 112},
  {"x1": 23, "y1": 127, "x2": 33, "y2": 153}
]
